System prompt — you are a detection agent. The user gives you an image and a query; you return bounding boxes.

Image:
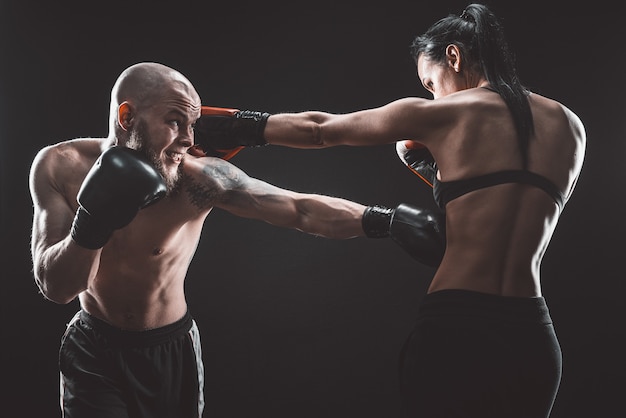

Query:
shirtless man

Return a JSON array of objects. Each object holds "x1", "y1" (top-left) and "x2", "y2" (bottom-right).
[{"x1": 29, "y1": 62, "x2": 443, "y2": 417}]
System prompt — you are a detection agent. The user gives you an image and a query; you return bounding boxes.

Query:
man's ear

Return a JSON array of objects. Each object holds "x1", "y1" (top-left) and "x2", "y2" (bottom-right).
[
  {"x1": 118, "y1": 102, "x2": 133, "y2": 131},
  {"x1": 446, "y1": 44, "x2": 462, "y2": 73}
]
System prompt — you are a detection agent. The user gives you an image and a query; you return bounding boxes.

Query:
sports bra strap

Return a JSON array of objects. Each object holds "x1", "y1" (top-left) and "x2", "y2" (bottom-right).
[{"x1": 433, "y1": 170, "x2": 565, "y2": 211}]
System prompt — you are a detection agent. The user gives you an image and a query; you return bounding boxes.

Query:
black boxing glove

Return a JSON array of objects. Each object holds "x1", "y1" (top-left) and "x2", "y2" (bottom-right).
[
  {"x1": 71, "y1": 146, "x2": 167, "y2": 249},
  {"x1": 362, "y1": 203, "x2": 446, "y2": 267},
  {"x1": 396, "y1": 140, "x2": 437, "y2": 188},
  {"x1": 192, "y1": 106, "x2": 271, "y2": 158}
]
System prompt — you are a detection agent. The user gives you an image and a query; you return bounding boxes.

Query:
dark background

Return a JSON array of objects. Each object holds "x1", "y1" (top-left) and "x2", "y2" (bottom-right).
[{"x1": 1, "y1": 0, "x2": 624, "y2": 416}]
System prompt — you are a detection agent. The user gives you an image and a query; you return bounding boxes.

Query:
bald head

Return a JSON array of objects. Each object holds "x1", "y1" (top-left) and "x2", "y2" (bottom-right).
[{"x1": 109, "y1": 62, "x2": 200, "y2": 135}]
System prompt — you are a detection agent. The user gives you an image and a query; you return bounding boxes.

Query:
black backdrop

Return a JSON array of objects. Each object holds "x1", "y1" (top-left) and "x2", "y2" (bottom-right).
[{"x1": 1, "y1": 0, "x2": 624, "y2": 417}]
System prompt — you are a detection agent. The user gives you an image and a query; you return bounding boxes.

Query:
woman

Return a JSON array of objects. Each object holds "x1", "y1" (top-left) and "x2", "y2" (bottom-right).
[{"x1": 197, "y1": 3, "x2": 585, "y2": 416}]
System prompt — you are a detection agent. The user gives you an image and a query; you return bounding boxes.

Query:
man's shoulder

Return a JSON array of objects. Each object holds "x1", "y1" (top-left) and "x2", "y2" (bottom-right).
[
  {"x1": 31, "y1": 138, "x2": 107, "y2": 184},
  {"x1": 183, "y1": 153, "x2": 240, "y2": 174},
  {"x1": 36, "y1": 137, "x2": 103, "y2": 163},
  {"x1": 181, "y1": 153, "x2": 248, "y2": 192}
]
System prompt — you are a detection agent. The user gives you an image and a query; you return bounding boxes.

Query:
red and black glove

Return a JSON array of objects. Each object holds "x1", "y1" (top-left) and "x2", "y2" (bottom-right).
[
  {"x1": 396, "y1": 140, "x2": 437, "y2": 188},
  {"x1": 190, "y1": 106, "x2": 271, "y2": 160}
]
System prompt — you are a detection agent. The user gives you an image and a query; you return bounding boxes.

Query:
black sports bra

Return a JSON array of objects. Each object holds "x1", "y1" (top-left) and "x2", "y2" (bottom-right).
[{"x1": 432, "y1": 170, "x2": 565, "y2": 212}]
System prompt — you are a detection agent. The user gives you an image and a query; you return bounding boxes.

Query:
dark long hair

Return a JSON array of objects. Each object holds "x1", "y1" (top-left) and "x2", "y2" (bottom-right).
[{"x1": 410, "y1": 3, "x2": 534, "y2": 167}]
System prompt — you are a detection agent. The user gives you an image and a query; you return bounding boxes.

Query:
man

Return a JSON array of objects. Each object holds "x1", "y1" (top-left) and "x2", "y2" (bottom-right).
[{"x1": 29, "y1": 62, "x2": 444, "y2": 417}]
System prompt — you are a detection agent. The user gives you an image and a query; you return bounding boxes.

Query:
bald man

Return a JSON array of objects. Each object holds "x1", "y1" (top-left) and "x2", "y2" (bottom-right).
[{"x1": 29, "y1": 62, "x2": 443, "y2": 417}]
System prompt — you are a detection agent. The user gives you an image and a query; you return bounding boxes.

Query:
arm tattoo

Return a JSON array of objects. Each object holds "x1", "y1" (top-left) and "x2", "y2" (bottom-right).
[{"x1": 183, "y1": 160, "x2": 246, "y2": 211}]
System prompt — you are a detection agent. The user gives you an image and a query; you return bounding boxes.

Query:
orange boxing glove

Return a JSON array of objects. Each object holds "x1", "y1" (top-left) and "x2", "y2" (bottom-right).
[
  {"x1": 396, "y1": 140, "x2": 437, "y2": 188},
  {"x1": 190, "y1": 106, "x2": 271, "y2": 160}
]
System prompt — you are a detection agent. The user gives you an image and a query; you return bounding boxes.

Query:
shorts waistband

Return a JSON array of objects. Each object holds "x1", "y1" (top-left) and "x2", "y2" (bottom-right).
[
  {"x1": 419, "y1": 289, "x2": 552, "y2": 324},
  {"x1": 78, "y1": 310, "x2": 194, "y2": 347}
]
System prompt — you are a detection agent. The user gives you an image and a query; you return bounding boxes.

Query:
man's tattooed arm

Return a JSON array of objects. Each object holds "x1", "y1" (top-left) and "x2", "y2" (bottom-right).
[
  {"x1": 183, "y1": 158, "x2": 248, "y2": 211},
  {"x1": 182, "y1": 156, "x2": 366, "y2": 238}
]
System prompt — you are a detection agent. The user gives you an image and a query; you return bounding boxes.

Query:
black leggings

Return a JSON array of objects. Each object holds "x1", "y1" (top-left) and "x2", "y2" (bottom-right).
[
  {"x1": 59, "y1": 310, "x2": 204, "y2": 418},
  {"x1": 399, "y1": 289, "x2": 562, "y2": 418}
]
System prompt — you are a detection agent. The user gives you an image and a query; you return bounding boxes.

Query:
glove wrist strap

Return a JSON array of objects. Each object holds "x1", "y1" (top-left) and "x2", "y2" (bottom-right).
[
  {"x1": 362, "y1": 205, "x2": 393, "y2": 238},
  {"x1": 71, "y1": 207, "x2": 112, "y2": 250},
  {"x1": 234, "y1": 111, "x2": 271, "y2": 146}
]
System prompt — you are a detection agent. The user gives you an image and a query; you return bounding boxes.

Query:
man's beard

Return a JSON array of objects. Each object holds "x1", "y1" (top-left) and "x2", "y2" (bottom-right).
[{"x1": 126, "y1": 121, "x2": 183, "y2": 195}]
